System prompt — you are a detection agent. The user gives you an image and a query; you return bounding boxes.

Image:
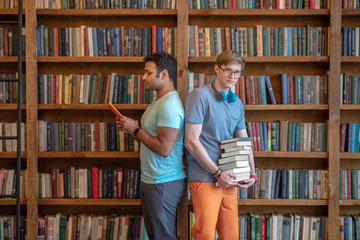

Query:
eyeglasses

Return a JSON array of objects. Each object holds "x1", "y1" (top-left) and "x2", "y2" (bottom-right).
[{"x1": 217, "y1": 64, "x2": 243, "y2": 78}]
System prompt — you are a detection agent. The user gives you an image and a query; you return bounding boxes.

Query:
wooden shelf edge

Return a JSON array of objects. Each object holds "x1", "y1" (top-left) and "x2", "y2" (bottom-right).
[
  {"x1": 38, "y1": 198, "x2": 141, "y2": 205},
  {"x1": 340, "y1": 153, "x2": 360, "y2": 159},
  {"x1": 189, "y1": 56, "x2": 329, "y2": 63},
  {"x1": 254, "y1": 151, "x2": 328, "y2": 158},
  {"x1": 37, "y1": 56, "x2": 145, "y2": 62},
  {"x1": 0, "y1": 56, "x2": 25, "y2": 62},
  {"x1": 38, "y1": 151, "x2": 140, "y2": 158},
  {"x1": 0, "y1": 198, "x2": 26, "y2": 205},
  {"x1": 244, "y1": 104, "x2": 328, "y2": 110},
  {"x1": 340, "y1": 105, "x2": 360, "y2": 110},
  {"x1": 342, "y1": 9, "x2": 360, "y2": 15},
  {"x1": 189, "y1": 9, "x2": 330, "y2": 16},
  {"x1": 37, "y1": 104, "x2": 149, "y2": 110},
  {"x1": 340, "y1": 200, "x2": 360, "y2": 206},
  {"x1": 36, "y1": 9, "x2": 177, "y2": 15},
  {"x1": 0, "y1": 9, "x2": 24, "y2": 14},
  {"x1": 0, "y1": 104, "x2": 26, "y2": 110},
  {"x1": 341, "y1": 56, "x2": 360, "y2": 62},
  {"x1": 0, "y1": 152, "x2": 26, "y2": 158},
  {"x1": 188, "y1": 199, "x2": 328, "y2": 206}
]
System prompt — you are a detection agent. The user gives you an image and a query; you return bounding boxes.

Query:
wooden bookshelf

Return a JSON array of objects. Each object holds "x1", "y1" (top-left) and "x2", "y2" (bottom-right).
[{"x1": 0, "y1": 0, "x2": 355, "y2": 238}]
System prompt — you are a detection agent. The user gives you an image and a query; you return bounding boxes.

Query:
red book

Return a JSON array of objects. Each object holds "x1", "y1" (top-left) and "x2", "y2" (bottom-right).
[
  {"x1": 261, "y1": 217, "x2": 266, "y2": 240},
  {"x1": 152, "y1": 25, "x2": 157, "y2": 54},
  {"x1": 91, "y1": 167, "x2": 99, "y2": 199},
  {"x1": 50, "y1": 75, "x2": 54, "y2": 104},
  {"x1": 120, "y1": 26, "x2": 125, "y2": 56},
  {"x1": 83, "y1": 27, "x2": 89, "y2": 57},
  {"x1": 122, "y1": 168, "x2": 128, "y2": 198},
  {"x1": 51, "y1": 169, "x2": 58, "y2": 198},
  {"x1": 245, "y1": 76, "x2": 251, "y2": 104},
  {"x1": 251, "y1": 122, "x2": 258, "y2": 151},
  {"x1": 342, "y1": 169, "x2": 345, "y2": 199},
  {"x1": 347, "y1": 169, "x2": 351, "y2": 199},
  {"x1": 276, "y1": 0, "x2": 280, "y2": 9},
  {"x1": 239, "y1": 75, "x2": 246, "y2": 104},
  {"x1": 116, "y1": 167, "x2": 123, "y2": 198},
  {"x1": 255, "y1": 122, "x2": 261, "y2": 151},
  {"x1": 340, "y1": 123, "x2": 347, "y2": 152},
  {"x1": 55, "y1": 75, "x2": 59, "y2": 104},
  {"x1": 231, "y1": 0, "x2": 236, "y2": 8}
]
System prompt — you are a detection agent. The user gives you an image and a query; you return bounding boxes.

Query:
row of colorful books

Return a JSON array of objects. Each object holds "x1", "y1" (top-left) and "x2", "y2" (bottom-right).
[
  {"x1": 189, "y1": 0, "x2": 328, "y2": 9},
  {"x1": 36, "y1": 26, "x2": 176, "y2": 57},
  {"x1": 340, "y1": 169, "x2": 360, "y2": 199},
  {"x1": 281, "y1": 73, "x2": 328, "y2": 105},
  {"x1": 189, "y1": 212, "x2": 327, "y2": 240},
  {"x1": 341, "y1": 74, "x2": 360, "y2": 105},
  {"x1": 0, "y1": 216, "x2": 26, "y2": 240},
  {"x1": 342, "y1": 0, "x2": 360, "y2": 8},
  {"x1": 38, "y1": 214, "x2": 148, "y2": 240},
  {"x1": 0, "y1": 74, "x2": 26, "y2": 104},
  {"x1": 38, "y1": 74, "x2": 156, "y2": 105},
  {"x1": 247, "y1": 121, "x2": 327, "y2": 152},
  {"x1": 342, "y1": 27, "x2": 360, "y2": 57},
  {"x1": 0, "y1": 122, "x2": 25, "y2": 153},
  {"x1": 0, "y1": 169, "x2": 26, "y2": 198},
  {"x1": 237, "y1": 168, "x2": 329, "y2": 199},
  {"x1": 188, "y1": 25, "x2": 329, "y2": 57},
  {"x1": 38, "y1": 120, "x2": 139, "y2": 152},
  {"x1": 340, "y1": 123, "x2": 360, "y2": 153},
  {"x1": 339, "y1": 216, "x2": 360, "y2": 240},
  {"x1": 36, "y1": 0, "x2": 176, "y2": 9},
  {"x1": 38, "y1": 167, "x2": 140, "y2": 199},
  {"x1": 0, "y1": 27, "x2": 26, "y2": 57}
]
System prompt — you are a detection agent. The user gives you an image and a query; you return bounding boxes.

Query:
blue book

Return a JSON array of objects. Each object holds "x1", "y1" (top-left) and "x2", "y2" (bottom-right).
[
  {"x1": 274, "y1": 28, "x2": 279, "y2": 56},
  {"x1": 271, "y1": 169, "x2": 277, "y2": 199},
  {"x1": 299, "y1": 170, "x2": 304, "y2": 199},
  {"x1": 281, "y1": 73, "x2": 288, "y2": 104},
  {"x1": 340, "y1": 168, "x2": 343, "y2": 200},
  {"x1": 234, "y1": 31, "x2": 239, "y2": 53},
  {"x1": 287, "y1": 122, "x2": 292, "y2": 151},
  {"x1": 102, "y1": 28, "x2": 107, "y2": 56},
  {"x1": 291, "y1": 122, "x2": 296, "y2": 151},
  {"x1": 260, "y1": 76, "x2": 267, "y2": 105},
  {"x1": 262, "y1": 28, "x2": 267, "y2": 56},
  {"x1": 97, "y1": 28, "x2": 103, "y2": 56},
  {"x1": 259, "y1": 122, "x2": 265, "y2": 151},
  {"x1": 281, "y1": 169, "x2": 288, "y2": 199},
  {"x1": 156, "y1": 27, "x2": 162, "y2": 53},
  {"x1": 304, "y1": 170, "x2": 309, "y2": 199},
  {"x1": 344, "y1": 217, "x2": 350, "y2": 240},
  {"x1": 113, "y1": 75, "x2": 119, "y2": 104},
  {"x1": 109, "y1": 123, "x2": 116, "y2": 151},
  {"x1": 287, "y1": 27, "x2": 292, "y2": 56},
  {"x1": 295, "y1": 123, "x2": 300, "y2": 151},
  {"x1": 351, "y1": 27, "x2": 355, "y2": 56},
  {"x1": 239, "y1": 189, "x2": 246, "y2": 199},
  {"x1": 297, "y1": 27, "x2": 302, "y2": 56},
  {"x1": 274, "y1": 169, "x2": 281, "y2": 198},
  {"x1": 113, "y1": 28, "x2": 120, "y2": 56},
  {"x1": 282, "y1": 217, "x2": 291, "y2": 240},
  {"x1": 303, "y1": 76, "x2": 308, "y2": 104},
  {"x1": 343, "y1": 27, "x2": 349, "y2": 56}
]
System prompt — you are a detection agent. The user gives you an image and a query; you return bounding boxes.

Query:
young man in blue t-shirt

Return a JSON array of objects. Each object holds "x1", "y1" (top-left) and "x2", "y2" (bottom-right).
[
  {"x1": 116, "y1": 52, "x2": 186, "y2": 240},
  {"x1": 185, "y1": 50, "x2": 257, "y2": 240}
]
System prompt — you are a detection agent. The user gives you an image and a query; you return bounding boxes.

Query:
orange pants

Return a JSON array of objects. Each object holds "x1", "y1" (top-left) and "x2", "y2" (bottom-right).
[{"x1": 189, "y1": 182, "x2": 239, "y2": 240}]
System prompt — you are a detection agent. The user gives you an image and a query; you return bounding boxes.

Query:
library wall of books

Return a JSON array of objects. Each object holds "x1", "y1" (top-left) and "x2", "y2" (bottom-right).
[{"x1": 0, "y1": 0, "x2": 359, "y2": 239}]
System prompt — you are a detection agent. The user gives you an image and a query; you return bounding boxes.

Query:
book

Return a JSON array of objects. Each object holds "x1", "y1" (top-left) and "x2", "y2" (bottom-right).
[
  {"x1": 218, "y1": 160, "x2": 250, "y2": 171},
  {"x1": 223, "y1": 166, "x2": 251, "y2": 174},
  {"x1": 222, "y1": 145, "x2": 251, "y2": 152},
  {"x1": 218, "y1": 154, "x2": 250, "y2": 164},
  {"x1": 107, "y1": 103, "x2": 123, "y2": 118},
  {"x1": 220, "y1": 137, "x2": 252, "y2": 147},
  {"x1": 221, "y1": 149, "x2": 251, "y2": 158}
]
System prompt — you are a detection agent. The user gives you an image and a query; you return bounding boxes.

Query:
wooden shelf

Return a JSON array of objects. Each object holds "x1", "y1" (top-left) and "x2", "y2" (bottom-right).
[
  {"x1": 254, "y1": 151, "x2": 328, "y2": 158},
  {"x1": 36, "y1": 9, "x2": 177, "y2": 16},
  {"x1": 341, "y1": 57, "x2": 360, "y2": 62},
  {"x1": 0, "y1": 198, "x2": 26, "y2": 205},
  {"x1": 0, "y1": 56, "x2": 25, "y2": 62},
  {"x1": 37, "y1": 56, "x2": 145, "y2": 63},
  {"x1": 340, "y1": 105, "x2": 360, "y2": 110},
  {"x1": 189, "y1": 9, "x2": 330, "y2": 16},
  {"x1": 189, "y1": 199, "x2": 328, "y2": 206},
  {"x1": 342, "y1": 9, "x2": 360, "y2": 15},
  {"x1": 0, "y1": 104, "x2": 26, "y2": 110},
  {"x1": 340, "y1": 200, "x2": 360, "y2": 206},
  {"x1": 0, "y1": 152, "x2": 26, "y2": 158},
  {"x1": 340, "y1": 153, "x2": 360, "y2": 159},
  {"x1": 244, "y1": 104, "x2": 328, "y2": 110},
  {"x1": 38, "y1": 198, "x2": 141, "y2": 206},
  {"x1": 38, "y1": 151, "x2": 140, "y2": 158},
  {"x1": 37, "y1": 104, "x2": 149, "y2": 110},
  {"x1": 189, "y1": 56, "x2": 329, "y2": 63},
  {"x1": 0, "y1": 9, "x2": 24, "y2": 14}
]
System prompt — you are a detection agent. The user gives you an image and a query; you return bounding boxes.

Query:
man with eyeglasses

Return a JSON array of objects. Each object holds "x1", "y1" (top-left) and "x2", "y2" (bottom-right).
[{"x1": 185, "y1": 50, "x2": 256, "y2": 240}]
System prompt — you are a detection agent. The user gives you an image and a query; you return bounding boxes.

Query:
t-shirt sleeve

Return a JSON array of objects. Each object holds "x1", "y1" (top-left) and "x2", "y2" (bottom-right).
[
  {"x1": 185, "y1": 91, "x2": 208, "y2": 124},
  {"x1": 157, "y1": 100, "x2": 183, "y2": 129},
  {"x1": 235, "y1": 101, "x2": 247, "y2": 130}
]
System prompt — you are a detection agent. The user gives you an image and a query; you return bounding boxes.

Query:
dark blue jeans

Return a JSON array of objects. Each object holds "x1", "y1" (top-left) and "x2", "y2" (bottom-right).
[{"x1": 140, "y1": 178, "x2": 186, "y2": 240}]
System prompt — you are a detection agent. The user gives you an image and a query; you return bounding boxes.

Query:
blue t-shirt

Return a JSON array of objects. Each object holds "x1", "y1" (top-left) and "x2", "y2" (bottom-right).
[
  {"x1": 185, "y1": 85, "x2": 246, "y2": 183},
  {"x1": 140, "y1": 91, "x2": 186, "y2": 184}
]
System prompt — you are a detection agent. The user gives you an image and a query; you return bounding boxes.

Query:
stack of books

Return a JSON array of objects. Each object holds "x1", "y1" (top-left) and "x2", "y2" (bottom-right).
[{"x1": 218, "y1": 137, "x2": 252, "y2": 183}]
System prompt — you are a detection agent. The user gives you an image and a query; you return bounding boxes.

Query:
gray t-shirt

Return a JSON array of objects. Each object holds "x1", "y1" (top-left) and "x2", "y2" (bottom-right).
[{"x1": 185, "y1": 85, "x2": 246, "y2": 183}]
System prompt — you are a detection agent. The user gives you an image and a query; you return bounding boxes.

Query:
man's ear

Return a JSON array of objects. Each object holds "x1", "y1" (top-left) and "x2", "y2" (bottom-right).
[
  {"x1": 160, "y1": 69, "x2": 169, "y2": 80},
  {"x1": 214, "y1": 64, "x2": 219, "y2": 73}
]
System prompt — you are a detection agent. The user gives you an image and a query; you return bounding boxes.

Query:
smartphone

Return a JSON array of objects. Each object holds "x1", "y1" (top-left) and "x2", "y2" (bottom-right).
[{"x1": 107, "y1": 103, "x2": 123, "y2": 118}]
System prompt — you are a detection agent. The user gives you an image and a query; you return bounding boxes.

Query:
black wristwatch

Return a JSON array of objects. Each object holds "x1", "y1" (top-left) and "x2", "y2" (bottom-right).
[{"x1": 134, "y1": 127, "x2": 141, "y2": 136}]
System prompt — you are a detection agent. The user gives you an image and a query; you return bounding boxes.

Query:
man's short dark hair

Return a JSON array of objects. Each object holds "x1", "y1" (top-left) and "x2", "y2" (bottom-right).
[{"x1": 144, "y1": 52, "x2": 177, "y2": 89}]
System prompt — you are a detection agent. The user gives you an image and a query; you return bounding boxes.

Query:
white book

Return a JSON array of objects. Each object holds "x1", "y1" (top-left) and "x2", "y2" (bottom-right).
[
  {"x1": 218, "y1": 160, "x2": 249, "y2": 171},
  {"x1": 220, "y1": 137, "x2": 252, "y2": 145},
  {"x1": 218, "y1": 154, "x2": 249, "y2": 164},
  {"x1": 223, "y1": 145, "x2": 250, "y2": 152},
  {"x1": 221, "y1": 150, "x2": 251, "y2": 158},
  {"x1": 223, "y1": 166, "x2": 251, "y2": 174}
]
